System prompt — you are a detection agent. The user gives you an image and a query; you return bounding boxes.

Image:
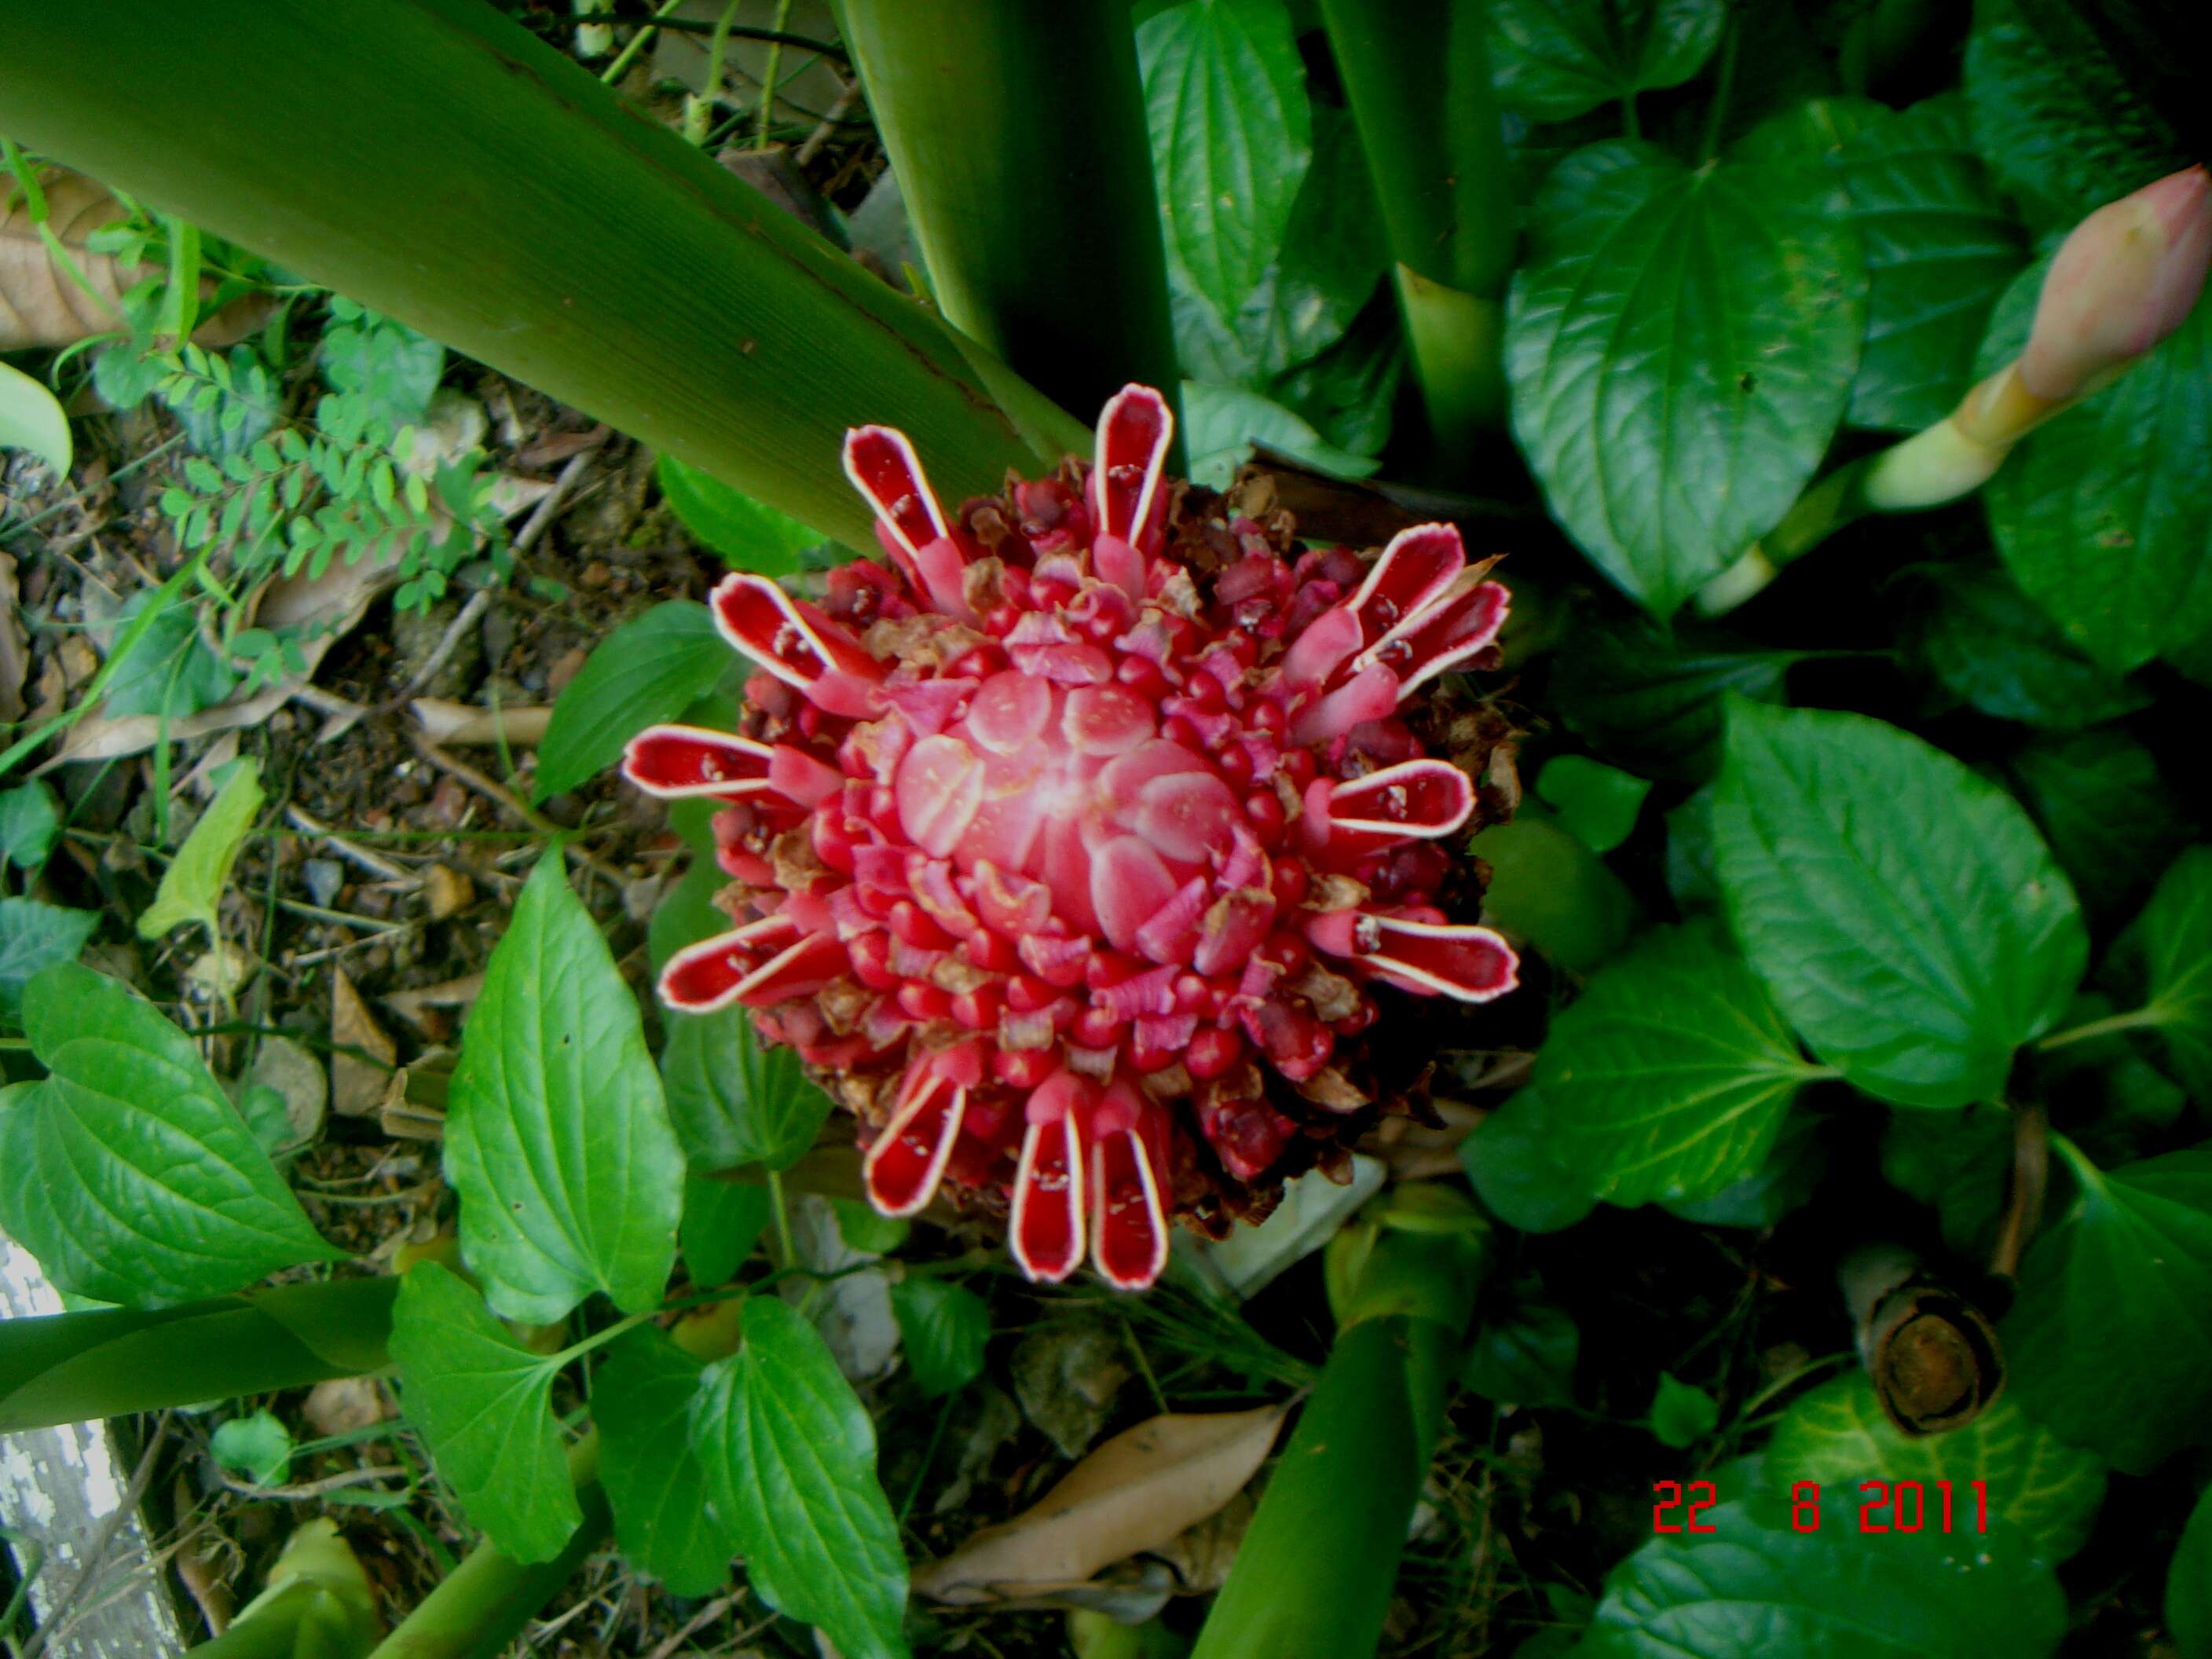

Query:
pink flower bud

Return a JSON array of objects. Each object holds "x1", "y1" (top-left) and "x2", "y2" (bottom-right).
[{"x1": 2019, "y1": 165, "x2": 2212, "y2": 401}]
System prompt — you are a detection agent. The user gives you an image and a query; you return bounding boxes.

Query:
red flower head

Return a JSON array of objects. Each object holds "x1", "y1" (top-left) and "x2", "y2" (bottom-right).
[{"x1": 626, "y1": 386, "x2": 1518, "y2": 1289}]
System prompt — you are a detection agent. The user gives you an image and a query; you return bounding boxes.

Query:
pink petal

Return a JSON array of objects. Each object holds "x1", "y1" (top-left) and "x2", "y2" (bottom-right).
[
  {"x1": 863, "y1": 1066, "x2": 968, "y2": 1217},
  {"x1": 1062, "y1": 684, "x2": 1157, "y2": 756},
  {"x1": 843, "y1": 424, "x2": 946, "y2": 567},
  {"x1": 895, "y1": 734, "x2": 985, "y2": 858},
  {"x1": 1357, "y1": 574, "x2": 1509, "y2": 698},
  {"x1": 1091, "y1": 836, "x2": 1181, "y2": 954},
  {"x1": 660, "y1": 919, "x2": 848, "y2": 1013},
  {"x1": 1346, "y1": 524, "x2": 1464, "y2": 645},
  {"x1": 1324, "y1": 757, "x2": 1476, "y2": 853},
  {"x1": 623, "y1": 725, "x2": 775, "y2": 798},
  {"x1": 1091, "y1": 385, "x2": 1174, "y2": 549}
]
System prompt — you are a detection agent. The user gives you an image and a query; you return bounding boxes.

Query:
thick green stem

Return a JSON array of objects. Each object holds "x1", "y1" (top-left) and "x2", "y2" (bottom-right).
[
  {"x1": 190, "y1": 1521, "x2": 382, "y2": 1658},
  {"x1": 0, "y1": 1278, "x2": 396, "y2": 1434},
  {"x1": 0, "y1": 1, "x2": 1085, "y2": 548},
  {"x1": 837, "y1": 0, "x2": 1181, "y2": 430},
  {"x1": 1317, "y1": 0, "x2": 1516, "y2": 452},
  {"x1": 368, "y1": 1436, "x2": 610, "y2": 1659}
]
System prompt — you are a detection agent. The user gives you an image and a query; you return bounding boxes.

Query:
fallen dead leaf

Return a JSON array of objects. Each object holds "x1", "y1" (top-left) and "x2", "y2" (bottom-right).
[
  {"x1": 419, "y1": 864, "x2": 474, "y2": 921},
  {"x1": 302, "y1": 1376, "x2": 390, "y2": 1438},
  {"x1": 379, "y1": 972, "x2": 484, "y2": 1031},
  {"x1": 0, "y1": 551, "x2": 26, "y2": 723},
  {"x1": 912, "y1": 1404, "x2": 1285, "y2": 1606},
  {"x1": 410, "y1": 698, "x2": 551, "y2": 747},
  {"x1": 330, "y1": 966, "x2": 397, "y2": 1117}
]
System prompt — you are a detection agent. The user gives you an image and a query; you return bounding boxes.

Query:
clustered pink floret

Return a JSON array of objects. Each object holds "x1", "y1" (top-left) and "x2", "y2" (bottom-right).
[{"x1": 625, "y1": 386, "x2": 1518, "y2": 1289}]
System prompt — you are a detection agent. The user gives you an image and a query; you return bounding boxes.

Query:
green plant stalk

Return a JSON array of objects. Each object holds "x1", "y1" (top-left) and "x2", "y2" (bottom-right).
[
  {"x1": 0, "y1": 1278, "x2": 396, "y2": 1434},
  {"x1": 0, "y1": 1, "x2": 1086, "y2": 551},
  {"x1": 366, "y1": 1436, "x2": 610, "y2": 1659},
  {"x1": 189, "y1": 1521, "x2": 383, "y2": 1659},
  {"x1": 1317, "y1": 0, "x2": 1516, "y2": 449},
  {"x1": 837, "y1": 0, "x2": 1182, "y2": 432},
  {"x1": 1192, "y1": 1199, "x2": 1489, "y2": 1659}
]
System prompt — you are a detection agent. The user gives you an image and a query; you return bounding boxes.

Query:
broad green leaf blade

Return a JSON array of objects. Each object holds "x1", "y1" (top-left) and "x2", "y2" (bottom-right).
[
  {"x1": 1536, "y1": 921, "x2": 1821, "y2": 1206},
  {"x1": 0, "y1": 963, "x2": 338, "y2": 1306},
  {"x1": 656, "y1": 456, "x2": 825, "y2": 578},
  {"x1": 2171, "y1": 1483, "x2": 2212, "y2": 1659},
  {"x1": 1485, "y1": 0, "x2": 1726, "y2": 123},
  {"x1": 888, "y1": 1277, "x2": 988, "y2": 1399},
  {"x1": 1181, "y1": 381, "x2": 1380, "y2": 489},
  {"x1": 1535, "y1": 756, "x2": 1651, "y2": 855},
  {"x1": 1504, "y1": 141, "x2": 1866, "y2": 617},
  {"x1": 1711, "y1": 701, "x2": 2087, "y2": 1108},
  {"x1": 0, "y1": 782, "x2": 64, "y2": 877},
  {"x1": 1137, "y1": 0, "x2": 1312, "y2": 321},
  {"x1": 387, "y1": 1262, "x2": 580, "y2": 1562},
  {"x1": 1579, "y1": 1485, "x2": 2067, "y2": 1657},
  {"x1": 1461, "y1": 1280, "x2": 1578, "y2": 1407},
  {"x1": 445, "y1": 857, "x2": 683, "y2": 1323},
  {"x1": 211, "y1": 1408, "x2": 295, "y2": 1487},
  {"x1": 1458, "y1": 1090, "x2": 1601, "y2": 1234},
  {"x1": 1982, "y1": 297, "x2": 2212, "y2": 676},
  {"x1": 2005, "y1": 728, "x2": 2189, "y2": 925},
  {"x1": 1881, "y1": 1103, "x2": 2012, "y2": 1259},
  {"x1": 1765, "y1": 1372, "x2": 2107, "y2": 1563},
  {"x1": 1909, "y1": 564, "x2": 2150, "y2": 731},
  {"x1": 137, "y1": 756, "x2": 266, "y2": 940},
  {"x1": 690, "y1": 1298, "x2": 910, "y2": 1659},
  {"x1": 1823, "y1": 95, "x2": 2030, "y2": 430},
  {"x1": 660, "y1": 1005, "x2": 831, "y2": 1174},
  {"x1": 0, "y1": 357, "x2": 71, "y2": 475},
  {"x1": 0, "y1": 898, "x2": 98, "y2": 1027},
  {"x1": 1660, "y1": 1108, "x2": 1823, "y2": 1229},
  {"x1": 535, "y1": 601, "x2": 732, "y2": 802},
  {"x1": 1964, "y1": 0, "x2": 2183, "y2": 225},
  {"x1": 1647, "y1": 1372, "x2": 1717, "y2": 1448},
  {"x1": 1548, "y1": 612, "x2": 1800, "y2": 783},
  {"x1": 2001, "y1": 1141, "x2": 2212, "y2": 1474},
  {"x1": 1469, "y1": 812, "x2": 1639, "y2": 975},
  {"x1": 594, "y1": 1327, "x2": 729, "y2": 1596},
  {"x1": 2133, "y1": 847, "x2": 2212, "y2": 1101},
  {"x1": 680, "y1": 1174, "x2": 771, "y2": 1290}
]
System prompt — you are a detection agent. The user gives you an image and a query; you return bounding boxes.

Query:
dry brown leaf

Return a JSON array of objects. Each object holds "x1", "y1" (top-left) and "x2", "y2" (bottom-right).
[
  {"x1": 330, "y1": 967, "x2": 397, "y2": 1118},
  {"x1": 302, "y1": 1376, "x2": 390, "y2": 1438},
  {"x1": 912, "y1": 1404, "x2": 1284, "y2": 1606},
  {"x1": 0, "y1": 551, "x2": 27, "y2": 723},
  {"x1": 0, "y1": 167, "x2": 268, "y2": 350},
  {"x1": 409, "y1": 698, "x2": 551, "y2": 747},
  {"x1": 379, "y1": 972, "x2": 485, "y2": 1030}
]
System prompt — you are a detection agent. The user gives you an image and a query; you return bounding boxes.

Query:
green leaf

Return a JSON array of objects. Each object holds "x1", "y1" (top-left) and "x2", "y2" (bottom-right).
[
  {"x1": 1964, "y1": 0, "x2": 2183, "y2": 226},
  {"x1": 1486, "y1": 0, "x2": 1726, "y2": 123},
  {"x1": 656, "y1": 455, "x2": 826, "y2": 577},
  {"x1": 1459, "y1": 1090, "x2": 1601, "y2": 1234},
  {"x1": 1646, "y1": 1372, "x2": 1717, "y2": 1448},
  {"x1": 1711, "y1": 700, "x2": 2086, "y2": 1108},
  {"x1": 387, "y1": 1262, "x2": 580, "y2": 1562},
  {"x1": 1504, "y1": 141, "x2": 1866, "y2": 617},
  {"x1": 1536, "y1": 756, "x2": 1651, "y2": 855},
  {"x1": 2130, "y1": 847, "x2": 2212, "y2": 1101},
  {"x1": 888, "y1": 1277, "x2": 988, "y2": 1399},
  {"x1": 0, "y1": 782, "x2": 64, "y2": 877},
  {"x1": 2003, "y1": 728, "x2": 2189, "y2": 926},
  {"x1": 1982, "y1": 294, "x2": 2212, "y2": 676},
  {"x1": 0, "y1": 357, "x2": 71, "y2": 476},
  {"x1": 534, "y1": 600, "x2": 733, "y2": 802},
  {"x1": 1536, "y1": 921, "x2": 1822, "y2": 1207},
  {"x1": 0, "y1": 899, "x2": 98, "y2": 1028},
  {"x1": 690, "y1": 1298, "x2": 910, "y2": 1659},
  {"x1": 98, "y1": 590, "x2": 237, "y2": 720},
  {"x1": 680, "y1": 1174, "x2": 770, "y2": 1290},
  {"x1": 320, "y1": 312, "x2": 445, "y2": 430},
  {"x1": 1881, "y1": 1102, "x2": 2011, "y2": 1260},
  {"x1": 2170, "y1": 1482, "x2": 2212, "y2": 1659},
  {"x1": 660, "y1": 1006, "x2": 831, "y2": 1174},
  {"x1": 1461, "y1": 1278, "x2": 1578, "y2": 1407},
  {"x1": 1181, "y1": 382, "x2": 1380, "y2": 489},
  {"x1": 594, "y1": 1326, "x2": 729, "y2": 1596},
  {"x1": 1577, "y1": 1485, "x2": 2066, "y2": 1657},
  {"x1": 1137, "y1": 0, "x2": 1312, "y2": 320},
  {"x1": 211, "y1": 1408, "x2": 295, "y2": 1488},
  {"x1": 1770, "y1": 96, "x2": 2028, "y2": 431},
  {"x1": 1548, "y1": 612, "x2": 1800, "y2": 784},
  {"x1": 444, "y1": 857, "x2": 683, "y2": 1324},
  {"x1": 1468, "y1": 812, "x2": 1639, "y2": 975},
  {"x1": 1908, "y1": 564, "x2": 2150, "y2": 731},
  {"x1": 2001, "y1": 1141, "x2": 2212, "y2": 1475},
  {"x1": 1764, "y1": 1372, "x2": 2106, "y2": 1564},
  {"x1": 137, "y1": 757, "x2": 266, "y2": 942},
  {"x1": 1660, "y1": 1108, "x2": 1823, "y2": 1229},
  {"x1": 0, "y1": 963, "x2": 338, "y2": 1306}
]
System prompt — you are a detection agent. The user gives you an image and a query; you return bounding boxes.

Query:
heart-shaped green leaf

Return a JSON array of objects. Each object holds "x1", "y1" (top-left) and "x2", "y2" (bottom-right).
[
  {"x1": 0, "y1": 963, "x2": 339, "y2": 1306},
  {"x1": 1459, "y1": 1089, "x2": 1602, "y2": 1235},
  {"x1": 444, "y1": 856, "x2": 683, "y2": 1323},
  {"x1": 594, "y1": 1325, "x2": 729, "y2": 1596},
  {"x1": 1505, "y1": 141, "x2": 1865, "y2": 617},
  {"x1": 388, "y1": 1262, "x2": 580, "y2": 1562},
  {"x1": 657, "y1": 455, "x2": 826, "y2": 577},
  {"x1": 1550, "y1": 612, "x2": 1803, "y2": 784},
  {"x1": 2170, "y1": 1482, "x2": 2212, "y2": 1659},
  {"x1": 1765, "y1": 1372, "x2": 2106, "y2": 1563},
  {"x1": 679, "y1": 1174, "x2": 771, "y2": 1290},
  {"x1": 0, "y1": 357, "x2": 71, "y2": 477},
  {"x1": 888, "y1": 1276, "x2": 989, "y2": 1399},
  {"x1": 1486, "y1": 0, "x2": 1726, "y2": 123},
  {"x1": 690, "y1": 1297, "x2": 910, "y2": 1659},
  {"x1": 2001, "y1": 1140, "x2": 2212, "y2": 1475},
  {"x1": 2004, "y1": 729, "x2": 2189, "y2": 925},
  {"x1": 137, "y1": 756, "x2": 266, "y2": 943},
  {"x1": 536, "y1": 600, "x2": 734, "y2": 801},
  {"x1": 2126, "y1": 847, "x2": 2212, "y2": 1101},
  {"x1": 0, "y1": 899, "x2": 97, "y2": 1029},
  {"x1": 1909, "y1": 564, "x2": 2149, "y2": 731},
  {"x1": 1537, "y1": 920, "x2": 1825, "y2": 1205},
  {"x1": 1711, "y1": 700, "x2": 2086, "y2": 1108}
]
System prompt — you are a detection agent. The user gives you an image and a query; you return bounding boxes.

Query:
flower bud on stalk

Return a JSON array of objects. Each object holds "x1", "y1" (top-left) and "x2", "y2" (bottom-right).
[{"x1": 1864, "y1": 163, "x2": 2212, "y2": 511}]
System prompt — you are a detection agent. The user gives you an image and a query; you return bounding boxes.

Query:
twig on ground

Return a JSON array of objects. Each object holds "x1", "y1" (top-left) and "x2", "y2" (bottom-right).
[{"x1": 285, "y1": 804, "x2": 414, "y2": 881}]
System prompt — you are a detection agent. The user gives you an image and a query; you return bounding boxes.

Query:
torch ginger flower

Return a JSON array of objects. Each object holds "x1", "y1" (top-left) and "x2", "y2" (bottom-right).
[{"x1": 625, "y1": 386, "x2": 1518, "y2": 1289}]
